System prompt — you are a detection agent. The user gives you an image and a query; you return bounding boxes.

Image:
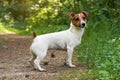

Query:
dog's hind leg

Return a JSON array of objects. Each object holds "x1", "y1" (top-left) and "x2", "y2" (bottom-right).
[
  {"x1": 29, "y1": 51, "x2": 36, "y2": 68},
  {"x1": 33, "y1": 51, "x2": 47, "y2": 71}
]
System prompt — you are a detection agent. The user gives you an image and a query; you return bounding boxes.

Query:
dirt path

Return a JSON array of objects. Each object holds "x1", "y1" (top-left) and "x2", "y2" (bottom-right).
[{"x1": 0, "y1": 34, "x2": 87, "y2": 80}]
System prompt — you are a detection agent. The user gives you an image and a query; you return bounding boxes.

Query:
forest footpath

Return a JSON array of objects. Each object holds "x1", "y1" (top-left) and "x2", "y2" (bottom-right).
[{"x1": 0, "y1": 33, "x2": 87, "y2": 80}]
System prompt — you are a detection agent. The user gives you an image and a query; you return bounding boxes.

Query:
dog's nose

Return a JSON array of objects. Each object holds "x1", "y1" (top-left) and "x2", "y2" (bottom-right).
[{"x1": 81, "y1": 23, "x2": 85, "y2": 27}]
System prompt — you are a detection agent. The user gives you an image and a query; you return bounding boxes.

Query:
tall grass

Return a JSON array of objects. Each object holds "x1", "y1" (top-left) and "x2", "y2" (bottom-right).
[
  {"x1": 75, "y1": 19, "x2": 120, "y2": 79},
  {"x1": 27, "y1": 25, "x2": 69, "y2": 35}
]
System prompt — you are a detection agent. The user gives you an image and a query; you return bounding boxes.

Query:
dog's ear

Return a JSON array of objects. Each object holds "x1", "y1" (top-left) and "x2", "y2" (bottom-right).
[
  {"x1": 68, "y1": 13, "x2": 75, "y2": 20},
  {"x1": 82, "y1": 11, "x2": 88, "y2": 17}
]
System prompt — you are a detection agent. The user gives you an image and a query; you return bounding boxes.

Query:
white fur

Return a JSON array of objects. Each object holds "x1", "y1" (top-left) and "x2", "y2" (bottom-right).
[{"x1": 30, "y1": 23, "x2": 85, "y2": 71}]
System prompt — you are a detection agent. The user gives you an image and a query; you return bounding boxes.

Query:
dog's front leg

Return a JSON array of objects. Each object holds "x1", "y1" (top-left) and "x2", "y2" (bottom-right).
[{"x1": 67, "y1": 46, "x2": 76, "y2": 68}]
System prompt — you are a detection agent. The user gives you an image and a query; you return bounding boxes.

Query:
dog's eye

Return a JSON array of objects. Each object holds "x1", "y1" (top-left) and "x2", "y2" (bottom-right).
[
  {"x1": 75, "y1": 18, "x2": 79, "y2": 21},
  {"x1": 83, "y1": 17, "x2": 86, "y2": 20}
]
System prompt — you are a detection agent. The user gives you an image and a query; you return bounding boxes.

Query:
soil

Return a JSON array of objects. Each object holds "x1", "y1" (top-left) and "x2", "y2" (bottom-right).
[{"x1": 0, "y1": 34, "x2": 87, "y2": 80}]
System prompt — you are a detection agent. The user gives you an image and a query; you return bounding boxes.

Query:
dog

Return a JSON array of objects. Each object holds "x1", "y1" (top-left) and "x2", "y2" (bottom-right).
[{"x1": 30, "y1": 11, "x2": 88, "y2": 71}]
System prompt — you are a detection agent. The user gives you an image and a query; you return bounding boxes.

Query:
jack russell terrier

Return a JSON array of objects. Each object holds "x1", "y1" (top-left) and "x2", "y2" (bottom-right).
[{"x1": 30, "y1": 11, "x2": 88, "y2": 71}]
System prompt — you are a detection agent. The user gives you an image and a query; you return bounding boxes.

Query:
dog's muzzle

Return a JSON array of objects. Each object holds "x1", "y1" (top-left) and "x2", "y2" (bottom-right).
[{"x1": 79, "y1": 23, "x2": 86, "y2": 28}]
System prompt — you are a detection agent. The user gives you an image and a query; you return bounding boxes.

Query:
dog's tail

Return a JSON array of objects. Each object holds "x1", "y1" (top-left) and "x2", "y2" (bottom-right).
[{"x1": 31, "y1": 32, "x2": 36, "y2": 38}]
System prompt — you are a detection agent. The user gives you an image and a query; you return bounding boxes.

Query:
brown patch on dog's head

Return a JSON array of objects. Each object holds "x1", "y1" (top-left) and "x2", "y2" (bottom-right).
[
  {"x1": 68, "y1": 13, "x2": 75, "y2": 20},
  {"x1": 68, "y1": 13, "x2": 81, "y2": 27},
  {"x1": 68, "y1": 11, "x2": 88, "y2": 28},
  {"x1": 82, "y1": 11, "x2": 88, "y2": 17}
]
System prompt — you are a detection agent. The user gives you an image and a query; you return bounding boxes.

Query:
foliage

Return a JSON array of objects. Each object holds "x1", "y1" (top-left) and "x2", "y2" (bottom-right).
[
  {"x1": 0, "y1": 0, "x2": 120, "y2": 79},
  {"x1": 75, "y1": 0, "x2": 120, "y2": 79},
  {"x1": 77, "y1": 20, "x2": 120, "y2": 79}
]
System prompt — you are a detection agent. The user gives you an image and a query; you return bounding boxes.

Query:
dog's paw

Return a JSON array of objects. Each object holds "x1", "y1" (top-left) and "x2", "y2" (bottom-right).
[
  {"x1": 33, "y1": 68, "x2": 46, "y2": 72},
  {"x1": 37, "y1": 68, "x2": 46, "y2": 72},
  {"x1": 39, "y1": 68, "x2": 46, "y2": 72},
  {"x1": 69, "y1": 64, "x2": 76, "y2": 68}
]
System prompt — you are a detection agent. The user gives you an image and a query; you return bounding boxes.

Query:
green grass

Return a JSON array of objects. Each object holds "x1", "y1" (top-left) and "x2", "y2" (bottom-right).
[
  {"x1": 0, "y1": 23, "x2": 15, "y2": 34},
  {"x1": 0, "y1": 22, "x2": 26, "y2": 35},
  {"x1": 0, "y1": 22, "x2": 69, "y2": 35},
  {"x1": 27, "y1": 25, "x2": 69, "y2": 35}
]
